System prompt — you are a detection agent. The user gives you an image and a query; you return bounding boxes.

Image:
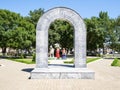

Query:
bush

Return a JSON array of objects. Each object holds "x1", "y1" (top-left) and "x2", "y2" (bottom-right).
[
  {"x1": 32, "y1": 53, "x2": 36, "y2": 62},
  {"x1": 20, "y1": 54, "x2": 24, "y2": 59},
  {"x1": 111, "y1": 58, "x2": 120, "y2": 66}
]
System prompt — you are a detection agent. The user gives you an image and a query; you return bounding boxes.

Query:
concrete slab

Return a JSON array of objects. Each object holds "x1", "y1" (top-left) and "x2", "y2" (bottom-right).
[{"x1": 31, "y1": 67, "x2": 94, "y2": 79}]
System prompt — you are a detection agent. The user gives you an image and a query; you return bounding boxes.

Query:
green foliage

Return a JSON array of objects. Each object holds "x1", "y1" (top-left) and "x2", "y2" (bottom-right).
[
  {"x1": 86, "y1": 58, "x2": 101, "y2": 63},
  {"x1": 0, "y1": 9, "x2": 22, "y2": 54},
  {"x1": 49, "y1": 20, "x2": 74, "y2": 49},
  {"x1": 0, "y1": 8, "x2": 120, "y2": 57},
  {"x1": 25, "y1": 8, "x2": 44, "y2": 27},
  {"x1": 84, "y1": 12, "x2": 120, "y2": 53},
  {"x1": 20, "y1": 54, "x2": 24, "y2": 59},
  {"x1": 32, "y1": 53, "x2": 36, "y2": 62},
  {"x1": 24, "y1": 8, "x2": 44, "y2": 48},
  {"x1": 8, "y1": 58, "x2": 35, "y2": 64},
  {"x1": 64, "y1": 59, "x2": 74, "y2": 64},
  {"x1": 112, "y1": 16, "x2": 120, "y2": 51},
  {"x1": 111, "y1": 58, "x2": 120, "y2": 66},
  {"x1": 0, "y1": 9, "x2": 36, "y2": 56},
  {"x1": 64, "y1": 58, "x2": 101, "y2": 64}
]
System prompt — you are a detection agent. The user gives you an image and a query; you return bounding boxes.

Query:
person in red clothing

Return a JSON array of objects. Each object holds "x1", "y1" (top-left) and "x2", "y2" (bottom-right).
[{"x1": 55, "y1": 47, "x2": 60, "y2": 59}]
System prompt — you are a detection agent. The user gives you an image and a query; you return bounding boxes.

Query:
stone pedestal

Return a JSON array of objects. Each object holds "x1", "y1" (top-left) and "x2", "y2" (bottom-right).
[{"x1": 31, "y1": 68, "x2": 95, "y2": 79}]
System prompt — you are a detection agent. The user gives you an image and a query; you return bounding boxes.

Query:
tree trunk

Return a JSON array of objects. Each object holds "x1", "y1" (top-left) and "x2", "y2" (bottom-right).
[{"x1": 2, "y1": 47, "x2": 6, "y2": 57}]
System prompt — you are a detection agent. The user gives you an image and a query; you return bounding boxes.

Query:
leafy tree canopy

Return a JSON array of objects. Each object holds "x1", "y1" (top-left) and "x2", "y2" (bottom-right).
[{"x1": 49, "y1": 19, "x2": 74, "y2": 49}]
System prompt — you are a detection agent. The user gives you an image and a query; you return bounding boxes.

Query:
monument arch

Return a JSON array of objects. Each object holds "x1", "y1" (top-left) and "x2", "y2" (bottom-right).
[
  {"x1": 31, "y1": 7, "x2": 94, "y2": 79},
  {"x1": 36, "y1": 7, "x2": 86, "y2": 68}
]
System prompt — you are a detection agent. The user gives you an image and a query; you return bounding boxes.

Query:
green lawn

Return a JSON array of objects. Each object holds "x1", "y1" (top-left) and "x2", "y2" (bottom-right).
[
  {"x1": 6, "y1": 57, "x2": 120, "y2": 67},
  {"x1": 6, "y1": 57, "x2": 101, "y2": 64},
  {"x1": 86, "y1": 58, "x2": 101, "y2": 63},
  {"x1": 8, "y1": 58, "x2": 35, "y2": 64},
  {"x1": 111, "y1": 58, "x2": 120, "y2": 67},
  {"x1": 8, "y1": 58, "x2": 50, "y2": 64},
  {"x1": 64, "y1": 57, "x2": 101, "y2": 64}
]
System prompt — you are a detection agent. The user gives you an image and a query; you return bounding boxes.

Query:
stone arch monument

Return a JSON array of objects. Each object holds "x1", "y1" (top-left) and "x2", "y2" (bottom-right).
[{"x1": 31, "y1": 7, "x2": 94, "y2": 79}]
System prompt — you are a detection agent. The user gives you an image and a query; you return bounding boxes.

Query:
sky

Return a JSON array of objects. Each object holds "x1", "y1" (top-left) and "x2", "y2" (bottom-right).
[{"x1": 0, "y1": 0, "x2": 120, "y2": 18}]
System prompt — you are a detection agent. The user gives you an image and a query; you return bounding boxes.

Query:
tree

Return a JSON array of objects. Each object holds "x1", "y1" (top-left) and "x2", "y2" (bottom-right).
[
  {"x1": 9, "y1": 19, "x2": 35, "y2": 55},
  {"x1": 24, "y1": 8, "x2": 44, "y2": 48},
  {"x1": 84, "y1": 11, "x2": 118, "y2": 55},
  {"x1": 0, "y1": 9, "x2": 35, "y2": 56},
  {"x1": 84, "y1": 16, "x2": 105, "y2": 52},
  {"x1": 111, "y1": 16, "x2": 120, "y2": 52},
  {"x1": 99, "y1": 12, "x2": 120, "y2": 52},
  {"x1": 49, "y1": 20, "x2": 74, "y2": 49},
  {"x1": 0, "y1": 9, "x2": 22, "y2": 56},
  {"x1": 25, "y1": 8, "x2": 44, "y2": 27}
]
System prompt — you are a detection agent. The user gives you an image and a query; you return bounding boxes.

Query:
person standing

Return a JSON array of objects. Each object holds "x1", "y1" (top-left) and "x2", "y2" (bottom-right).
[
  {"x1": 62, "y1": 48, "x2": 67, "y2": 59},
  {"x1": 55, "y1": 47, "x2": 60, "y2": 59},
  {"x1": 49, "y1": 45, "x2": 54, "y2": 57}
]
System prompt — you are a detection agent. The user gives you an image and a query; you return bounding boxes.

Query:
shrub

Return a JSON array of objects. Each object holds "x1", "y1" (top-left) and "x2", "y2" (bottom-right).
[
  {"x1": 32, "y1": 53, "x2": 36, "y2": 62},
  {"x1": 20, "y1": 54, "x2": 24, "y2": 59},
  {"x1": 111, "y1": 58, "x2": 119, "y2": 66}
]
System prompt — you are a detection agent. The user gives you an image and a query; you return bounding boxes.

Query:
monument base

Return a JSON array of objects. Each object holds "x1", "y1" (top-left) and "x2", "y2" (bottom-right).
[{"x1": 30, "y1": 68, "x2": 95, "y2": 79}]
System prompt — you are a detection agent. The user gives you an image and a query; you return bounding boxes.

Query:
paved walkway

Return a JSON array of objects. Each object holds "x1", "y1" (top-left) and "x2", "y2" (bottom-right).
[{"x1": 0, "y1": 58, "x2": 120, "y2": 90}]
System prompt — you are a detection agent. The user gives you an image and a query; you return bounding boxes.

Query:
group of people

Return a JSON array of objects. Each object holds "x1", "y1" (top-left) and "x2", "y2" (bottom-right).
[{"x1": 49, "y1": 46, "x2": 67, "y2": 59}]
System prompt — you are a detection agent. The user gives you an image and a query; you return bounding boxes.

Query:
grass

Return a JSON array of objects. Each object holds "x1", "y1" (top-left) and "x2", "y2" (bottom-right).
[
  {"x1": 4, "y1": 57, "x2": 120, "y2": 67},
  {"x1": 48, "y1": 57, "x2": 56, "y2": 60},
  {"x1": 8, "y1": 58, "x2": 35, "y2": 64},
  {"x1": 64, "y1": 57, "x2": 101, "y2": 64},
  {"x1": 111, "y1": 58, "x2": 120, "y2": 67},
  {"x1": 64, "y1": 59, "x2": 74, "y2": 64},
  {"x1": 86, "y1": 58, "x2": 101, "y2": 63},
  {"x1": 7, "y1": 58, "x2": 50, "y2": 64},
  {"x1": 5, "y1": 57, "x2": 101, "y2": 64}
]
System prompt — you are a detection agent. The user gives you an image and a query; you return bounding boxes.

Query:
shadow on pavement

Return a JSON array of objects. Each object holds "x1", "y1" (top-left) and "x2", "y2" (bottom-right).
[
  {"x1": 21, "y1": 68, "x2": 34, "y2": 72},
  {"x1": 48, "y1": 64, "x2": 74, "y2": 68},
  {"x1": 22, "y1": 64, "x2": 74, "y2": 73}
]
